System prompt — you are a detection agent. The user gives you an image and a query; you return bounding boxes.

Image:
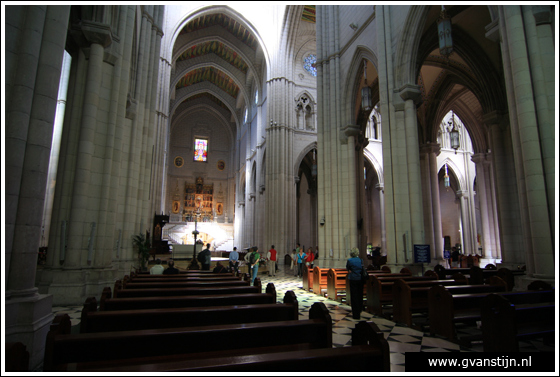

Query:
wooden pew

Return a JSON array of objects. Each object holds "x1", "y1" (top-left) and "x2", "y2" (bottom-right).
[
  {"x1": 54, "y1": 320, "x2": 390, "y2": 373},
  {"x1": 100, "y1": 282, "x2": 276, "y2": 311},
  {"x1": 326, "y1": 268, "x2": 348, "y2": 301},
  {"x1": 302, "y1": 265, "x2": 314, "y2": 291},
  {"x1": 113, "y1": 282, "x2": 263, "y2": 299},
  {"x1": 391, "y1": 277, "x2": 468, "y2": 327},
  {"x1": 57, "y1": 321, "x2": 390, "y2": 372},
  {"x1": 5, "y1": 342, "x2": 29, "y2": 372},
  {"x1": 434, "y1": 265, "x2": 521, "y2": 291},
  {"x1": 345, "y1": 270, "x2": 407, "y2": 309},
  {"x1": 428, "y1": 277, "x2": 508, "y2": 342},
  {"x1": 44, "y1": 301, "x2": 333, "y2": 372},
  {"x1": 127, "y1": 272, "x2": 239, "y2": 281},
  {"x1": 481, "y1": 292, "x2": 555, "y2": 352},
  {"x1": 366, "y1": 274, "x2": 434, "y2": 317},
  {"x1": 81, "y1": 290, "x2": 299, "y2": 333},
  {"x1": 119, "y1": 277, "x2": 248, "y2": 291},
  {"x1": 312, "y1": 267, "x2": 346, "y2": 297}
]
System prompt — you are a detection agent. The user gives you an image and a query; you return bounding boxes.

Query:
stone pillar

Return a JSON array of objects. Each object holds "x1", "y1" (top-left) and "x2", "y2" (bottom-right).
[
  {"x1": 522, "y1": 5, "x2": 555, "y2": 236},
  {"x1": 396, "y1": 84, "x2": 425, "y2": 261},
  {"x1": 375, "y1": 184, "x2": 387, "y2": 255},
  {"x1": 471, "y1": 152, "x2": 498, "y2": 259},
  {"x1": 65, "y1": 40, "x2": 108, "y2": 267},
  {"x1": 5, "y1": 4, "x2": 47, "y2": 285},
  {"x1": 5, "y1": 6, "x2": 71, "y2": 370},
  {"x1": 499, "y1": 6, "x2": 554, "y2": 279},
  {"x1": 456, "y1": 190, "x2": 472, "y2": 255},
  {"x1": 423, "y1": 143, "x2": 443, "y2": 261}
]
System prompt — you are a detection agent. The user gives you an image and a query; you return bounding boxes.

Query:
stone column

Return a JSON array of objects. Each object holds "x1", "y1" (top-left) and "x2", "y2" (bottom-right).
[
  {"x1": 375, "y1": 184, "x2": 387, "y2": 255},
  {"x1": 5, "y1": 4, "x2": 47, "y2": 283},
  {"x1": 398, "y1": 84, "x2": 425, "y2": 258},
  {"x1": 456, "y1": 190, "x2": 471, "y2": 255},
  {"x1": 5, "y1": 6, "x2": 71, "y2": 370},
  {"x1": 65, "y1": 38, "x2": 109, "y2": 267},
  {"x1": 522, "y1": 5, "x2": 555, "y2": 235},
  {"x1": 500, "y1": 6, "x2": 554, "y2": 279},
  {"x1": 424, "y1": 144, "x2": 443, "y2": 261},
  {"x1": 471, "y1": 152, "x2": 496, "y2": 259}
]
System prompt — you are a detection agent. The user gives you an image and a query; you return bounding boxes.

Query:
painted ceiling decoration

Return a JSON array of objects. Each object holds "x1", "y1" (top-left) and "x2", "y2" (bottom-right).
[
  {"x1": 176, "y1": 66, "x2": 240, "y2": 98},
  {"x1": 302, "y1": 5, "x2": 316, "y2": 23},
  {"x1": 186, "y1": 92, "x2": 231, "y2": 112},
  {"x1": 180, "y1": 13, "x2": 258, "y2": 51},
  {"x1": 177, "y1": 40, "x2": 249, "y2": 74}
]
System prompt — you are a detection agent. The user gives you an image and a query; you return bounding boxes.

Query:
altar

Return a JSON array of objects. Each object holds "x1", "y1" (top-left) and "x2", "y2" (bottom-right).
[{"x1": 171, "y1": 244, "x2": 202, "y2": 260}]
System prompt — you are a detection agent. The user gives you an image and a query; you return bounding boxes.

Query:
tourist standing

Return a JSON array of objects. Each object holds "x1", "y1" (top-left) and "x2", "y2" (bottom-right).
[
  {"x1": 267, "y1": 245, "x2": 277, "y2": 276},
  {"x1": 297, "y1": 247, "x2": 307, "y2": 277},
  {"x1": 305, "y1": 247, "x2": 315, "y2": 269},
  {"x1": 346, "y1": 247, "x2": 365, "y2": 319},
  {"x1": 229, "y1": 247, "x2": 239, "y2": 274},
  {"x1": 198, "y1": 243, "x2": 212, "y2": 270},
  {"x1": 249, "y1": 246, "x2": 261, "y2": 285}
]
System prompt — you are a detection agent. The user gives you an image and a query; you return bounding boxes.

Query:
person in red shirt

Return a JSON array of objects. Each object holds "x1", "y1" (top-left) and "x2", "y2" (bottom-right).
[
  {"x1": 305, "y1": 247, "x2": 315, "y2": 268},
  {"x1": 267, "y1": 245, "x2": 277, "y2": 276}
]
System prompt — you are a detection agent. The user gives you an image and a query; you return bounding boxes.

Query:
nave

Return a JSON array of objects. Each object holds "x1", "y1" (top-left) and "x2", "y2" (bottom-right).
[{"x1": 50, "y1": 265, "x2": 554, "y2": 373}]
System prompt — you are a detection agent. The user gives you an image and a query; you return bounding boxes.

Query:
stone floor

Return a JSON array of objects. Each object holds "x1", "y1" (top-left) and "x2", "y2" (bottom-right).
[{"x1": 52, "y1": 264, "x2": 555, "y2": 372}]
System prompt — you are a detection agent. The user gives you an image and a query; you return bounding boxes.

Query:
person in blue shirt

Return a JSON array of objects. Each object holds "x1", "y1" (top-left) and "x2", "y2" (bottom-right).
[
  {"x1": 346, "y1": 247, "x2": 365, "y2": 319},
  {"x1": 296, "y1": 246, "x2": 307, "y2": 277},
  {"x1": 229, "y1": 247, "x2": 239, "y2": 274},
  {"x1": 249, "y1": 246, "x2": 261, "y2": 286}
]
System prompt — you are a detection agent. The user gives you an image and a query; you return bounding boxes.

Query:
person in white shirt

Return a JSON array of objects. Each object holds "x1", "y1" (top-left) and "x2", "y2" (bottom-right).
[{"x1": 150, "y1": 258, "x2": 164, "y2": 274}]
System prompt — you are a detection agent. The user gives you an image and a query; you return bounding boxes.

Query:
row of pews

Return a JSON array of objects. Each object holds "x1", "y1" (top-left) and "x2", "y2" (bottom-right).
[
  {"x1": 301, "y1": 264, "x2": 554, "y2": 352},
  {"x1": 43, "y1": 269, "x2": 391, "y2": 372}
]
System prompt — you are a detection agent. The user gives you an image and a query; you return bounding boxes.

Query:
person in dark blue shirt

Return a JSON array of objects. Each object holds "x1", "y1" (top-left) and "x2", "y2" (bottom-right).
[{"x1": 346, "y1": 247, "x2": 365, "y2": 319}]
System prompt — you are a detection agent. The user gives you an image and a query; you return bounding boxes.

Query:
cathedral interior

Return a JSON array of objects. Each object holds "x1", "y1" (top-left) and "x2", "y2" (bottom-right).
[{"x1": 3, "y1": 4, "x2": 557, "y2": 372}]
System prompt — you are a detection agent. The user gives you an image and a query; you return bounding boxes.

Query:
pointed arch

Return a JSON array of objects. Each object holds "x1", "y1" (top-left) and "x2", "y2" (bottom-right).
[
  {"x1": 342, "y1": 45, "x2": 378, "y2": 125},
  {"x1": 439, "y1": 158, "x2": 467, "y2": 192},
  {"x1": 363, "y1": 148, "x2": 384, "y2": 186}
]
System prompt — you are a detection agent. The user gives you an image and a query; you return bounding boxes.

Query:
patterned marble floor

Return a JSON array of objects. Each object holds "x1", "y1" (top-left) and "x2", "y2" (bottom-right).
[{"x1": 52, "y1": 265, "x2": 555, "y2": 373}]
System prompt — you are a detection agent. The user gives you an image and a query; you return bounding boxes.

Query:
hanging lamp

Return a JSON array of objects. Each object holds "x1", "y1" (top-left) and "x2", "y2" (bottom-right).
[
  {"x1": 449, "y1": 111, "x2": 460, "y2": 153},
  {"x1": 437, "y1": 5, "x2": 453, "y2": 57},
  {"x1": 361, "y1": 61, "x2": 372, "y2": 112}
]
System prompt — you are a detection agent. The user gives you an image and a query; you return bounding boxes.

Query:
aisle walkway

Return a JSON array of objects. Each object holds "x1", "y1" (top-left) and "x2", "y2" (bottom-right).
[{"x1": 51, "y1": 264, "x2": 554, "y2": 372}]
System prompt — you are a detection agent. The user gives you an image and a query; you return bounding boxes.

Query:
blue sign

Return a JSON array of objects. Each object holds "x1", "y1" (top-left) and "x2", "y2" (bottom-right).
[
  {"x1": 414, "y1": 244, "x2": 431, "y2": 263},
  {"x1": 443, "y1": 249, "x2": 451, "y2": 259}
]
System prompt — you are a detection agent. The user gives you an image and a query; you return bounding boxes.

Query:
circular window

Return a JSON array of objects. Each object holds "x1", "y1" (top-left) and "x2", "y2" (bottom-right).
[{"x1": 303, "y1": 54, "x2": 317, "y2": 77}]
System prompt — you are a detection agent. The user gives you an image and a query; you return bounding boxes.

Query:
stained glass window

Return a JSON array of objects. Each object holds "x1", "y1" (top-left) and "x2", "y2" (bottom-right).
[
  {"x1": 194, "y1": 138, "x2": 208, "y2": 162},
  {"x1": 303, "y1": 54, "x2": 317, "y2": 77}
]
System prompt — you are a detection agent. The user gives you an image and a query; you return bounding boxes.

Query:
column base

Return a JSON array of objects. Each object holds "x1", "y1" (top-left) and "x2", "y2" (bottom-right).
[
  {"x1": 5, "y1": 293, "x2": 54, "y2": 371},
  {"x1": 36, "y1": 266, "x2": 121, "y2": 306}
]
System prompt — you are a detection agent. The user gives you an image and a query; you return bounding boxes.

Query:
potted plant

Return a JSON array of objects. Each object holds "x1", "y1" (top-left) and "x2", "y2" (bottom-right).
[{"x1": 132, "y1": 232, "x2": 151, "y2": 271}]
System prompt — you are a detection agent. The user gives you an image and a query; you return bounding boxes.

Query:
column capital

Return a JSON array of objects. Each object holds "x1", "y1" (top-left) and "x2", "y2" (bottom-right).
[
  {"x1": 471, "y1": 152, "x2": 491, "y2": 165},
  {"x1": 375, "y1": 183, "x2": 384, "y2": 191},
  {"x1": 420, "y1": 142, "x2": 441, "y2": 156},
  {"x1": 532, "y1": 5, "x2": 552, "y2": 25},
  {"x1": 455, "y1": 190, "x2": 469, "y2": 198},
  {"x1": 341, "y1": 124, "x2": 361, "y2": 138},
  {"x1": 397, "y1": 83, "x2": 423, "y2": 105},
  {"x1": 482, "y1": 110, "x2": 507, "y2": 127},
  {"x1": 70, "y1": 20, "x2": 113, "y2": 49}
]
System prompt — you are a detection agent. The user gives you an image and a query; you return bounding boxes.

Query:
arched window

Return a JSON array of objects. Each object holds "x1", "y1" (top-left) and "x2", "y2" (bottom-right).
[
  {"x1": 303, "y1": 54, "x2": 317, "y2": 77},
  {"x1": 365, "y1": 104, "x2": 382, "y2": 141}
]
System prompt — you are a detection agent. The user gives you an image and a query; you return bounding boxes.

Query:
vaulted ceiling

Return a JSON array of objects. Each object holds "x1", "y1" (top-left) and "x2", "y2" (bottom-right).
[
  {"x1": 170, "y1": 11, "x2": 266, "y2": 132},
  {"x1": 416, "y1": 5, "x2": 506, "y2": 151}
]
